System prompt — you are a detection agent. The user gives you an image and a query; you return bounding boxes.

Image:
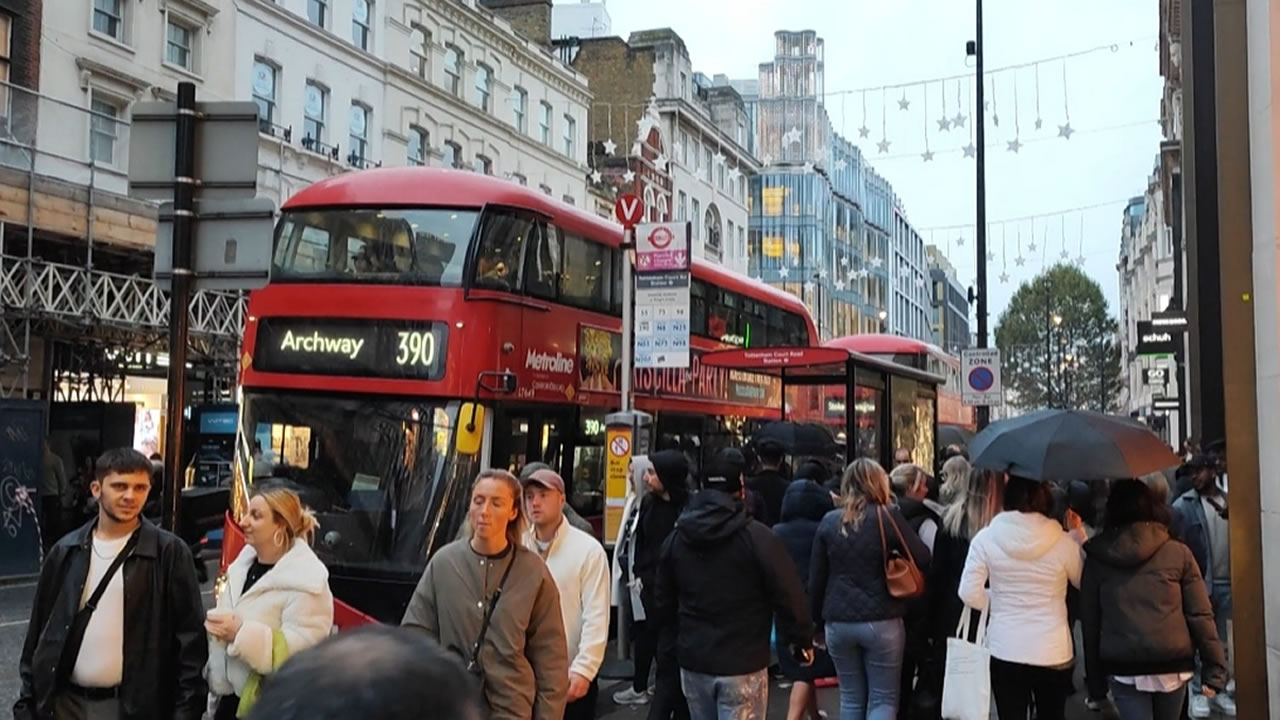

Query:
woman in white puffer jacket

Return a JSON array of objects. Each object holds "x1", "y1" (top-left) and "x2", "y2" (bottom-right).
[
  {"x1": 958, "y1": 474, "x2": 1084, "y2": 720},
  {"x1": 205, "y1": 485, "x2": 334, "y2": 719}
]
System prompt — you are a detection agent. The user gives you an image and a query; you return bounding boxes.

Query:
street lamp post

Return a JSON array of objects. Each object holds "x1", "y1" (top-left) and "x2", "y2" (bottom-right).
[{"x1": 970, "y1": 0, "x2": 989, "y2": 429}]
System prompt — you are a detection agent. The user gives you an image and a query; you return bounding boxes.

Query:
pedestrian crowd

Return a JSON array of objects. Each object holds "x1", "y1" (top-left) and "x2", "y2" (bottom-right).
[{"x1": 13, "y1": 435, "x2": 1236, "y2": 720}]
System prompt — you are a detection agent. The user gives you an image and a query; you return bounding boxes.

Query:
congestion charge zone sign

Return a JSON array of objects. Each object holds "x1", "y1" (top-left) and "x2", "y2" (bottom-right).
[{"x1": 961, "y1": 348, "x2": 1003, "y2": 407}]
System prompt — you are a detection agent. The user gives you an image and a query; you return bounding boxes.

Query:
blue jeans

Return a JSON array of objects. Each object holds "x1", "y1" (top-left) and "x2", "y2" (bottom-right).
[
  {"x1": 1110, "y1": 679, "x2": 1187, "y2": 720},
  {"x1": 1192, "y1": 578, "x2": 1232, "y2": 695},
  {"x1": 679, "y1": 668, "x2": 768, "y2": 720},
  {"x1": 826, "y1": 619, "x2": 905, "y2": 720}
]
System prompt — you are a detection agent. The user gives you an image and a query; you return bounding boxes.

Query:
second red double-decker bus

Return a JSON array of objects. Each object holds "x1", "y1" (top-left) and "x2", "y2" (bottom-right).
[{"x1": 226, "y1": 168, "x2": 819, "y2": 621}]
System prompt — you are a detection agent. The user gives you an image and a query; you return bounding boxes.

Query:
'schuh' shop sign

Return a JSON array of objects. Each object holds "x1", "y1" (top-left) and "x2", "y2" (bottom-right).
[{"x1": 1135, "y1": 320, "x2": 1181, "y2": 356}]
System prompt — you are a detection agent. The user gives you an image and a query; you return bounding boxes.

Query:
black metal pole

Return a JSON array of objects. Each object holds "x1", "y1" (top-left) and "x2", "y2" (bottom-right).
[
  {"x1": 163, "y1": 81, "x2": 197, "y2": 532},
  {"x1": 974, "y1": 0, "x2": 989, "y2": 429}
]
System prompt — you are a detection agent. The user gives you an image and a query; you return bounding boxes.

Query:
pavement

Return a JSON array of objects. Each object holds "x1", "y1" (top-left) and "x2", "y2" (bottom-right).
[{"x1": 0, "y1": 571, "x2": 1209, "y2": 719}]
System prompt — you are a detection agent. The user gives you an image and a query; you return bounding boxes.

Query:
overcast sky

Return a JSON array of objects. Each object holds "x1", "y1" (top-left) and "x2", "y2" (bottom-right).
[{"x1": 563, "y1": 0, "x2": 1162, "y2": 322}]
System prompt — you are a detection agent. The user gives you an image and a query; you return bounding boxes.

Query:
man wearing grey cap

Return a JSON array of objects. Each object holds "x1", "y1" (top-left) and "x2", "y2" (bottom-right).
[{"x1": 523, "y1": 469, "x2": 611, "y2": 720}]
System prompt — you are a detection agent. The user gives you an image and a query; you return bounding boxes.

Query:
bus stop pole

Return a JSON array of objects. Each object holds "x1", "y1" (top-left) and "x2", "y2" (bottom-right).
[{"x1": 621, "y1": 227, "x2": 635, "y2": 412}]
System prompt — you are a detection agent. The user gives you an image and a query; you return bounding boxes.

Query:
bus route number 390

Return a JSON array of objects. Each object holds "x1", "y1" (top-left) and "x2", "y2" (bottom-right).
[{"x1": 396, "y1": 330, "x2": 436, "y2": 366}]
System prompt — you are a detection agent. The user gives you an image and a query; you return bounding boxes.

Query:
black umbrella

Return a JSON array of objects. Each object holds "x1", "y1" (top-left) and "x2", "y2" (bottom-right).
[
  {"x1": 752, "y1": 422, "x2": 840, "y2": 457},
  {"x1": 938, "y1": 424, "x2": 975, "y2": 449},
  {"x1": 968, "y1": 409, "x2": 1180, "y2": 482}
]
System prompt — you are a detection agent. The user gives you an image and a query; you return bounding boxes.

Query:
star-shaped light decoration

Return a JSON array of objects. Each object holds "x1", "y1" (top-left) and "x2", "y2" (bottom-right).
[
  {"x1": 898, "y1": 94, "x2": 911, "y2": 111},
  {"x1": 603, "y1": 138, "x2": 617, "y2": 155},
  {"x1": 983, "y1": 100, "x2": 991, "y2": 111},
  {"x1": 1028, "y1": 240, "x2": 1038, "y2": 252},
  {"x1": 1076, "y1": 254, "x2": 1087, "y2": 265},
  {"x1": 1015, "y1": 256, "x2": 1026, "y2": 267},
  {"x1": 727, "y1": 165, "x2": 742, "y2": 183},
  {"x1": 654, "y1": 153, "x2": 669, "y2": 171},
  {"x1": 762, "y1": 153, "x2": 774, "y2": 165},
  {"x1": 877, "y1": 139, "x2": 892, "y2": 154},
  {"x1": 672, "y1": 141, "x2": 684, "y2": 159},
  {"x1": 818, "y1": 268, "x2": 828, "y2": 279},
  {"x1": 835, "y1": 157, "x2": 848, "y2": 171},
  {"x1": 714, "y1": 152, "x2": 726, "y2": 166},
  {"x1": 636, "y1": 115, "x2": 657, "y2": 141},
  {"x1": 1060, "y1": 249, "x2": 1070, "y2": 260},
  {"x1": 623, "y1": 169, "x2": 636, "y2": 183},
  {"x1": 963, "y1": 143, "x2": 976, "y2": 158},
  {"x1": 804, "y1": 280, "x2": 816, "y2": 294},
  {"x1": 802, "y1": 161, "x2": 814, "y2": 173},
  {"x1": 999, "y1": 271, "x2": 1010, "y2": 283},
  {"x1": 956, "y1": 236, "x2": 966, "y2": 246},
  {"x1": 937, "y1": 117, "x2": 951, "y2": 132},
  {"x1": 987, "y1": 250, "x2": 996, "y2": 262},
  {"x1": 590, "y1": 169, "x2": 602, "y2": 183},
  {"x1": 783, "y1": 126, "x2": 803, "y2": 145},
  {"x1": 835, "y1": 279, "x2": 847, "y2": 291},
  {"x1": 922, "y1": 149, "x2": 935, "y2": 162},
  {"x1": 1007, "y1": 138, "x2": 1022, "y2": 153},
  {"x1": 840, "y1": 256, "x2": 849, "y2": 266},
  {"x1": 914, "y1": 276, "x2": 925, "y2": 287},
  {"x1": 1059, "y1": 123, "x2": 1075, "y2": 139},
  {"x1": 779, "y1": 265, "x2": 791, "y2": 279},
  {"x1": 631, "y1": 141, "x2": 643, "y2": 155},
  {"x1": 1035, "y1": 117, "x2": 1043, "y2": 131},
  {"x1": 953, "y1": 113, "x2": 966, "y2": 128},
  {"x1": 858, "y1": 126, "x2": 871, "y2": 139},
  {"x1": 869, "y1": 257, "x2": 884, "y2": 269}
]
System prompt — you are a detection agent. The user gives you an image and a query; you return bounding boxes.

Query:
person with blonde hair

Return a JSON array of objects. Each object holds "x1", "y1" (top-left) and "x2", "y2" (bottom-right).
[
  {"x1": 937, "y1": 455, "x2": 971, "y2": 506},
  {"x1": 207, "y1": 483, "x2": 334, "y2": 719},
  {"x1": 811, "y1": 458, "x2": 931, "y2": 720},
  {"x1": 403, "y1": 469, "x2": 568, "y2": 720}
]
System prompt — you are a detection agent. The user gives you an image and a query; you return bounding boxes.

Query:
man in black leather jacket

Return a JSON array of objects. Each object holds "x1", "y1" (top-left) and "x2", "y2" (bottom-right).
[{"x1": 14, "y1": 447, "x2": 208, "y2": 720}]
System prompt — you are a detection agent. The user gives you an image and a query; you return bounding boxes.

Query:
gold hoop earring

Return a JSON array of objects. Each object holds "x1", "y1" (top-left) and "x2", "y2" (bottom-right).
[{"x1": 273, "y1": 529, "x2": 287, "y2": 547}]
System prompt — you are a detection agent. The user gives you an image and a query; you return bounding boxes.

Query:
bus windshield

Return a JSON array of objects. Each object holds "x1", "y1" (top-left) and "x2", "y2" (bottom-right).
[
  {"x1": 238, "y1": 391, "x2": 473, "y2": 575},
  {"x1": 272, "y1": 208, "x2": 480, "y2": 284}
]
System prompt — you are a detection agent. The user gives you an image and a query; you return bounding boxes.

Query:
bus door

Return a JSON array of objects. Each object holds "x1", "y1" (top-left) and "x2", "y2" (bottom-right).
[{"x1": 490, "y1": 406, "x2": 575, "y2": 478}]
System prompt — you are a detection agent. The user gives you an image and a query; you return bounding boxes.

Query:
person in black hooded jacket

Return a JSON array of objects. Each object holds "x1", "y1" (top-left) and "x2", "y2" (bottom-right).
[
  {"x1": 655, "y1": 458, "x2": 813, "y2": 720},
  {"x1": 633, "y1": 450, "x2": 691, "y2": 720}
]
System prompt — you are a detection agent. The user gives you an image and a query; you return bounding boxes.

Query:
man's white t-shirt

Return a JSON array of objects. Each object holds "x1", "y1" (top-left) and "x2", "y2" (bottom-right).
[{"x1": 70, "y1": 534, "x2": 130, "y2": 688}]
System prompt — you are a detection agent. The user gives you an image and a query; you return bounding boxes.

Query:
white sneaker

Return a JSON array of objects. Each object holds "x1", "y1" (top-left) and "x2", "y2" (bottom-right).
[
  {"x1": 1213, "y1": 693, "x2": 1237, "y2": 716},
  {"x1": 1189, "y1": 693, "x2": 1211, "y2": 719},
  {"x1": 613, "y1": 687, "x2": 650, "y2": 705},
  {"x1": 1226, "y1": 679, "x2": 1236, "y2": 695}
]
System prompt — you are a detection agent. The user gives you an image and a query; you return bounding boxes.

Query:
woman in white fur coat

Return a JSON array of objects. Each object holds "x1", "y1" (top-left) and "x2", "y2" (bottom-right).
[{"x1": 205, "y1": 485, "x2": 334, "y2": 719}]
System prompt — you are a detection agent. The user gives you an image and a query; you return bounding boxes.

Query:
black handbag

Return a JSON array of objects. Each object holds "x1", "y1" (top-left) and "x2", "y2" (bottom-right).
[
  {"x1": 57, "y1": 529, "x2": 141, "y2": 684},
  {"x1": 453, "y1": 552, "x2": 516, "y2": 690}
]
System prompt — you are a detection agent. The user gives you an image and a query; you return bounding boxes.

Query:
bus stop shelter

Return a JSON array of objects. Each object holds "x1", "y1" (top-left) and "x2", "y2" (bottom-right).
[{"x1": 700, "y1": 346, "x2": 946, "y2": 471}]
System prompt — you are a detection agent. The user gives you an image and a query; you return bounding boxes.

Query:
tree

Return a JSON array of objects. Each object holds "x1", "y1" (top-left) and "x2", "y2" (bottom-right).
[{"x1": 994, "y1": 264, "x2": 1123, "y2": 412}]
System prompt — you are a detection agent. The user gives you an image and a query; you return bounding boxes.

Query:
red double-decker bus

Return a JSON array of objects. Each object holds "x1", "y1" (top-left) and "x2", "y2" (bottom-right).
[
  {"x1": 824, "y1": 335, "x2": 975, "y2": 431},
  {"x1": 224, "y1": 168, "x2": 820, "y2": 622}
]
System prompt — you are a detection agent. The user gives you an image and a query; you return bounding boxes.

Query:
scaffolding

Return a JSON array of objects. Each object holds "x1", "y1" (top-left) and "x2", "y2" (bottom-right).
[{"x1": 0, "y1": 80, "x2": 244, "y2": 399}]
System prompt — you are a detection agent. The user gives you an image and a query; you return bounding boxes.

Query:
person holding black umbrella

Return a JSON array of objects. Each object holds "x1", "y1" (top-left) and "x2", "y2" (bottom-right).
[
  {"x1": 747, "y1": 440, "x2": 790, "y2": 527},
  {"x1": 957, "y1": 475, "x2": 1084, "y2": 720}
]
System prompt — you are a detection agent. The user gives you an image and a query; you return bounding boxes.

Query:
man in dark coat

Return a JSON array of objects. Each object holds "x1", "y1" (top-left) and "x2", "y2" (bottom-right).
[
  {"x1": 746, "y1": 440, "x2": 789, "y2": 526},
  {"x1": 15, "y1": 447, "x2": 207, "y2": 720}
]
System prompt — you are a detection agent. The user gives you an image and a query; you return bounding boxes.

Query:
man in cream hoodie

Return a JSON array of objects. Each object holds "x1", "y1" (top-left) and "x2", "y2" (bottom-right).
[{"x1": 523, "y1": 469, "x2": 611, "y2": 720}]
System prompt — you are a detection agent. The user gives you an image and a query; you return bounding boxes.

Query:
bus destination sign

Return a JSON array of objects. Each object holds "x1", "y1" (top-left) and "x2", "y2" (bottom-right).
[{"x1": 254, "y1": 317, "x2": 449, "y2": 381}]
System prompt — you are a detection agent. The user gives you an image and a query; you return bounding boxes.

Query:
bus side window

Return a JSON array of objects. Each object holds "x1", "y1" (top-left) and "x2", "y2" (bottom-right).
[
  {"x1": 525, "y1": 222, "x2": 560, "y2": 300},
  {"x1": 560, "y1": 231, "x2": 610, "y2": 313},
  {"x1": 473, "y1": 210, "x2": 533, "y2": 291}
]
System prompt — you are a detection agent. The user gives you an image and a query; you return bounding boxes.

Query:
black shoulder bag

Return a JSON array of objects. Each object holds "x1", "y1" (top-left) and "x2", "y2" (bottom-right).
[
  {"x1": 457, "y1": 552, "x2": 516, "y2": 691},
  {"x1": 57, "y1": 529, "x2": 142, "y2": 683}
]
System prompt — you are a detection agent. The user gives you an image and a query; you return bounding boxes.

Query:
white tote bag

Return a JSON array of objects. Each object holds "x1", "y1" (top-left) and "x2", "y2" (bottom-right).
[{"x1": 940, "y1": 605, "x2": 990, "y2": 720}]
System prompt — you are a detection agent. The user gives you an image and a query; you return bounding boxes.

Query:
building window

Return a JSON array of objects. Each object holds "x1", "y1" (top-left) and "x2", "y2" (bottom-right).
[
  {"x1": 251, "y1": 59, "x2": 277, "y2": 128},
  {"x1": 407, "y1": 126, "x2": 428, "y2": 165},
  {"x1": 0, "y1": 14, "x2": 10, "y2": 118},
  {"x1": 510, "y1": 173, "x2": 527, "y2": 186},
  {"x1": 511, "y1": 87, "x2": 527, "y2": 133},
  {"x1": 539, "y1": 183, "x2": 552, "y2": 196},
  {"x1": 473, "y1": 154, "x2": 492, "y2": 175},
  {"x1": 680, "y1": 130, "x2": 690, "y2": 165},
  {"x1": 474, "y1": 64, "x2": 492, "y2": 112},
  {"x1": 443, "y1": 141, "x2": 461, "y2": 168},
  {"x1": 307, "y1": 0, "x2": 326, "y2": 28},
  {"x1": 563, "y1": 194, "x2": 576, "y2": 206},
  {"x1": 680, "y1": 72, "x2": 688, "y2": 98},
  {"x1": 93, "y1": 0, "x2": 125, "y2": 42},
  {"x1": 691, "y1": 198, "x2": 701, "y2": 240},
  {"x1": 348, "y1": 103, "x2": 369, "y2": 165},
  {"x1": 165, "y1": 16, "x2": 195, "y2": 71},
  {"x1": 677, "y1": 191, "x2": 687, "y2": 221},
  {"x1": 303, "y1": 81, "x2": 326, "y2": 144},
  {"x1": 444, "y1": 45, "x2": 462, "y2": 96},
  {"x1": 352, "y1": 0, "x2": 372, "y2": 50},
  {"x1": 409, "y1": 25, "x2": 430, "y2": 78},
  {"x1": 563, "y1": 114, "x2": 575, "y2": 157},
  {"x1": 703, "y1": 147, "x2": 712, "y2": 182},
  {"x1": 717, "y1": 164, "x2": 725, "y2": 190},
  {"x1": 539, "y1": 102, "x2": 552, "y2": 145},
  {"x1": 89, "y1": 91, "x2": 123, "y2": 165}
]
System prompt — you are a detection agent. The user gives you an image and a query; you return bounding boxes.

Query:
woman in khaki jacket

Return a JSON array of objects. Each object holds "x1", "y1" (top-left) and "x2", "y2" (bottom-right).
[{"x1": 402, "y1": 469, "x2": 568, "y2": 720}]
